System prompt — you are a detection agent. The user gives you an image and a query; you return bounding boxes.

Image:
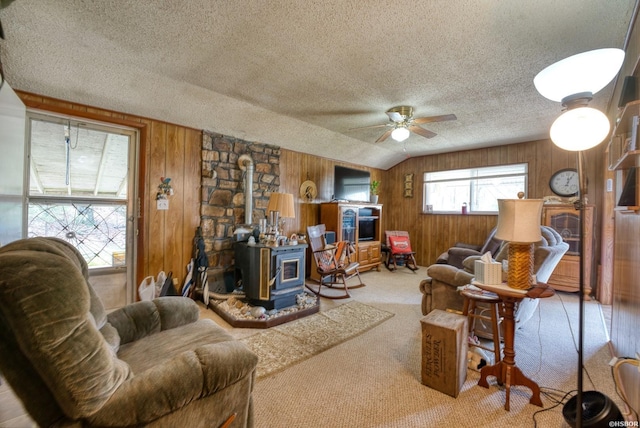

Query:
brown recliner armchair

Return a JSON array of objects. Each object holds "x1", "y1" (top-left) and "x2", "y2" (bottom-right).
[
  {"x1": 0, "y1": 237, "x2": 258, "y2": 427},
  {"x1": 435, "y1": 227, "x2": 503, "y2": 269},
  {"x1": 420, "y1": 226, "x2": 569, "y2": 328}
]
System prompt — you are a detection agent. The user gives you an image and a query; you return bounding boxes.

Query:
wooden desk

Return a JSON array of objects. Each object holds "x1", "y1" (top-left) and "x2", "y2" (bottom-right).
[{"x1": 472, "y1": 282, "x2": 555, "y2": 411}]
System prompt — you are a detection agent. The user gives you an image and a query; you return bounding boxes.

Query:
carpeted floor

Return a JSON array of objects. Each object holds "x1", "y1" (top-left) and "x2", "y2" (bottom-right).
[
  {"x1": 0, "y1": 268, "x2": 622, "y2": 427},
  {"x1": 210, "y1": 267, "x2": 624, "y2": 428},
  {"x1": 240, "y1": 301, "x2": 394, "y2": 379}
]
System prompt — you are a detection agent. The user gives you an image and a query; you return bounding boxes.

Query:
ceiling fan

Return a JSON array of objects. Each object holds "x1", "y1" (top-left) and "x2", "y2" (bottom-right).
[{"x1": 353, "y1": 106, "x2": 456, "y2": 143}]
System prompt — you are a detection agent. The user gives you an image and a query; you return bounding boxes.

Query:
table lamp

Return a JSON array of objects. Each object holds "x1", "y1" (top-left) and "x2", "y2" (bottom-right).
[
  {"x1": 495, "y1": 195, "x2": 543, "y2": 290},
  {"x1": 267, "y1": 192, "x2": 295, "y2": 237}
]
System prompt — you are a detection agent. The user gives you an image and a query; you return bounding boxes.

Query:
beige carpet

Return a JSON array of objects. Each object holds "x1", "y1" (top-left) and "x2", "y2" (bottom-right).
[
  {"x1": 215, "y1": 268, "x2": 625, "y2": 428},
  {"x1": 240, "y1": 301, "x2": 394, "y2": 379}
]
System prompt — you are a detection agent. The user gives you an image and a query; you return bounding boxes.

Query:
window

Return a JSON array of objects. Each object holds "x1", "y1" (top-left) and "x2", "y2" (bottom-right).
[
  {"x1": 423, "y1": 164, "x2": 528, "y2": 214},
  {"x1": 27, "y1": 113, "x2": 136, "y2": 268}
]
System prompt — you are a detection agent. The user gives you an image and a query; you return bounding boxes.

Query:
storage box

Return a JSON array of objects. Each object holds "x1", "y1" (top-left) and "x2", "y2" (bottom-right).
[
  {"x1": 420, "y1": 309, "x2": 468, "y2": 398},
  {"x1": 474, "y1": 259, "x2": 503, "y2": 285}
]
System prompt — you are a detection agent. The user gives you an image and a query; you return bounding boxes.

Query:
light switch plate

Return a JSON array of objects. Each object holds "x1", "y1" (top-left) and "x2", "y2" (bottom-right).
[{"x1": 157, "y1": 199, "x2": 169, "y2": 210}]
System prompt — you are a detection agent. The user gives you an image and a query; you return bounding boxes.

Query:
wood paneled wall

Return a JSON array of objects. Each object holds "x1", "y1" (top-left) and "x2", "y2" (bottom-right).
[
  {"x1": 277, "y1": 150, "x2": 384, "y2": 238},
  {"x1": 17, "y1": 92, "x2": 202, "y2": 288},
  {"x1": 13, "y1": 91, "x2": 589, "y2": 289},
  {"x1": 382, "y1": 139, "x2": 584, "y2": 267}
]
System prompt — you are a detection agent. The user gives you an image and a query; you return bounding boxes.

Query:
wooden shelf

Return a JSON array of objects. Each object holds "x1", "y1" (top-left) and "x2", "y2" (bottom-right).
[
  {"x1": 609, "y1": 100, "x2": 640, "y2": 170},
  {"x1": 610, "y1": 150, "x2": 640, "y2": 170},
  {"x1": 614, "y1": 206, "x2": 640, "y2": 213}
]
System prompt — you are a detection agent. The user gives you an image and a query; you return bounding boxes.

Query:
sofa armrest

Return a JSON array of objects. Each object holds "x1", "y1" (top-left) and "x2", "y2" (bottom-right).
[
  {"x1": 426, "y1": 264, "x2": 474, "y2": 287},
  {"x1": 107, "y1": 297, "x2": 199, "y2": 345},
  {"x1": 87, "y1": 341, "x2": 258, "y2": 426}
]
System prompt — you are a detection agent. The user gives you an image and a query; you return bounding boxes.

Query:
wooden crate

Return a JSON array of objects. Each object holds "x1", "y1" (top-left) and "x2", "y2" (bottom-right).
[{"x1": 420, "y1": 309, "x2": 468, "y2": 398}]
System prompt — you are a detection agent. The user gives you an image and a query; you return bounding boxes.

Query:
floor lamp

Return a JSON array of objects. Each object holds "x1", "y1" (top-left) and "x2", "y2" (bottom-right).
[{"x1": 534, "y1": 48, "x2": 625, "y2": 428}]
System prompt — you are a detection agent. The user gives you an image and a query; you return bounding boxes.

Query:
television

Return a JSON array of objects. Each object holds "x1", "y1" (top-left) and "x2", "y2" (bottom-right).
[{"x1": 333, "y1": 166, "x2": 370, "y2": 202}]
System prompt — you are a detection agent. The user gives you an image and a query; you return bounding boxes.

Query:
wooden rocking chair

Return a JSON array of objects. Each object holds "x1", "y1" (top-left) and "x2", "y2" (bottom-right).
[{"x1": 306, "y1": 224, "x2": 365, "y2": 299}]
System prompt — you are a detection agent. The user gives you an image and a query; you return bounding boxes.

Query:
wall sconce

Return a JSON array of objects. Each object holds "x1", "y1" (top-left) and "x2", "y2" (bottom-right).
[{"x1": 156, "y1": 177, "x2": 173, "y2": 210}]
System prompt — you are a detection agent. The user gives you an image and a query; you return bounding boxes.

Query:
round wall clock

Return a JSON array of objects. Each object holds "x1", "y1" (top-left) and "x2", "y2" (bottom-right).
[{"x1": 549, "y1": 168, "x2": 579, "y2": 197}]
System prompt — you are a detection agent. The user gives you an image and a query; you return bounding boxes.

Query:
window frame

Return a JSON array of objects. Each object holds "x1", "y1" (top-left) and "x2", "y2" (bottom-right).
[
  {"x1": 25, "y1": 111, "x2": 138, "y2": 272},
  {"x1": 422, "y1": 163, "x2": 529, "y2": 214}
]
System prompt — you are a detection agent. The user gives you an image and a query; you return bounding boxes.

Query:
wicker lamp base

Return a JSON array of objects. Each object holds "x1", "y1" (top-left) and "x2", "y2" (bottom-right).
[{"x1": 507, "y1": 242, "x2": 534, "y2": 290}]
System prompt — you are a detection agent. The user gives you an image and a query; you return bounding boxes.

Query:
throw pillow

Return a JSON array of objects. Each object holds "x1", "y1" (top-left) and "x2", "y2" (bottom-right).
[{"x1": 389, "y1": 235, "x2": 412, "y2": 254}]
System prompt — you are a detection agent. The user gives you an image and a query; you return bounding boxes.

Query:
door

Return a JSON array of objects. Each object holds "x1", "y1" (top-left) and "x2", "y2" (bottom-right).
[
  {"x1": 0, "y1": 83, "x2": 26, "y2": 245},
  {"x1": 26, "y1": 112, "x2": 139, "y2": 310}
]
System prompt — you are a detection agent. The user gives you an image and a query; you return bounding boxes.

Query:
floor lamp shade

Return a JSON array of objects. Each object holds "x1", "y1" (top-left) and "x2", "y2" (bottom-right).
[{"x1": 495, "y1": 198, "x2": 543, "y2": 289}]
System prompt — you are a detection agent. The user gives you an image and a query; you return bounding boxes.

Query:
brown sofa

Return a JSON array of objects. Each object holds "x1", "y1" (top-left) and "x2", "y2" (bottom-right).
[
  {"x1": 419, "y1": 226, "x2": 569, "y2": 327},
  {"x1": 435, "y1": 227, "x2": 503, "y2": 269},
  {"x1": 0, "y1": 237, "x2": 258, "y2": 427}
]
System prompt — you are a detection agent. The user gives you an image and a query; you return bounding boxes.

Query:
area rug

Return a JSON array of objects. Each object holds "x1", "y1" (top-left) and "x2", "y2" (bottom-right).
[{"x1": 240, "y1": 301, "x2": 394, "y2": 379}]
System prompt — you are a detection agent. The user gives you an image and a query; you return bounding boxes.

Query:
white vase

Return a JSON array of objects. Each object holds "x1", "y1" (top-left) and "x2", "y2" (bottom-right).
[{"x1": 371, "y1": 194, "x2": 379, "y2": 204}]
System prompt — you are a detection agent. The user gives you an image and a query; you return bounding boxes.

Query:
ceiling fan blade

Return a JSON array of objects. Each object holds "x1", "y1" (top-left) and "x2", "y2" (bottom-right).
[
  {"x1": 349, "y1": 123, "x2": 391, "y2": 131},
  {"x1": 376, "y1": 129, "x2": 393, "y2": 143},
  {"x1": 412, "y1": 114, "x2": 457, "y2": 124},
  {"x1": 386, "y1": 111, "x2": 404, "y2": 122},
  {"x1": 409, "y1": 125, "x2": 437, "y2": 139}
]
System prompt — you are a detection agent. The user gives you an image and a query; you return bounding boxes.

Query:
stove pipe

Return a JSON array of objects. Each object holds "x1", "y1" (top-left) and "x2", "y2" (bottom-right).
[{"x1": 238, "y1": 154, "x2": 254, "y2": 225}]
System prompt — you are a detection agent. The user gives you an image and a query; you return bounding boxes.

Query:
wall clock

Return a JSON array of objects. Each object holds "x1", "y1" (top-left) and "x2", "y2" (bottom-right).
[{"x1": 549, "y1": 168, "x2": 579, "y2": 197}]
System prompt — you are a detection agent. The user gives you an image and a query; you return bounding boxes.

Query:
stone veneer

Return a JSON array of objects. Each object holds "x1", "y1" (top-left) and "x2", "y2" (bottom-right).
[{"x1": 201, "y1": 131, "x2": 280, "y2": 286}]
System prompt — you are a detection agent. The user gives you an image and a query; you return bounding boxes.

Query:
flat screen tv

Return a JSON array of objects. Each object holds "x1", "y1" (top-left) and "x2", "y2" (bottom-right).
[{"x1": 334, "y1": 166, "x2": 370, "y2": 202}]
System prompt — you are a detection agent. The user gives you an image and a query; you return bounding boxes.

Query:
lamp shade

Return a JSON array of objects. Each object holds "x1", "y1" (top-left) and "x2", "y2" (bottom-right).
[
  {"x1": 550, "y1": 106, "x2": 611, "y2": 151},
  {"x1": 267, "y1": 192, "x2": 295, "y2": 218},
  {"x1": 495, "y1": 198, "x2": 543, "y2": 243},
  {"x1": 533, "y1": 48, "x2": 625, "y2": 102},
  {"x1": 391, "y1": 127, "x2": 410, "y2": 142}
]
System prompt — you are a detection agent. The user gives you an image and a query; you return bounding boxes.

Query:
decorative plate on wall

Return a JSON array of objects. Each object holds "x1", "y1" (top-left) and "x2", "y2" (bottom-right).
[{"x1": 300, "y1": 180, "x2": 318, "y2": 202}]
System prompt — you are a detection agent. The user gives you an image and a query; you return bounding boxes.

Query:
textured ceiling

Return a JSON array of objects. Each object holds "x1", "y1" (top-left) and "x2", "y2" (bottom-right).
[{"x1": 0, "y1": 0, "x2": 637, "y2": 169}]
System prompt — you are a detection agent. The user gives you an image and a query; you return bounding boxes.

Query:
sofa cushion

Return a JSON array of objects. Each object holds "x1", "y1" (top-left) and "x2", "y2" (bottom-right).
[
  {"x1": 117, "y1": 319, "x2": 235, "y2": 373},
  {"x1": 479, "y1": 228, "x2": 503, "y2": 256}
]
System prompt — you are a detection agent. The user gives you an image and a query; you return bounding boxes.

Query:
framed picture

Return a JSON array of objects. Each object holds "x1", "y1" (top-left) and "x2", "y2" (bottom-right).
[{"x1": 403, "y1": 173, "x2": 413, "y2": 198}]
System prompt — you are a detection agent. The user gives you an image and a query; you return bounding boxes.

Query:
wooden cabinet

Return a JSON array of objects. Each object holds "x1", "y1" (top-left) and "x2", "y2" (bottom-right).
[
  {"x1": 542, "y1": 204, "x2": 593, "y2": 299},
  {"x1": 357, "y1": 241, "x2": 381, "y2": 271},
  {"x1": 320, "y1": 202, "x2": 382, "y2": 272}
]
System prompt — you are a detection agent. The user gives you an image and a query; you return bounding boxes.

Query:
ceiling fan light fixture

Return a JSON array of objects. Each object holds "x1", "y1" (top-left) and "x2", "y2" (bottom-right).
[
  {"x1": 391, "y1": 127, "x2": 410, "y2": 142},
  {"x1": 533, "y1": 48, "x2": 625, "y2": 102},
  {"x1": 550, "y1": 106, "x2": 610, "y2": 151}
]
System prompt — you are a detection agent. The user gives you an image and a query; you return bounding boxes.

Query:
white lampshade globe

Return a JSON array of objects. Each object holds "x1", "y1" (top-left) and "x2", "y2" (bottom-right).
[
  {"x1": 550, "y1": 107, "x2": 610, "y2": 151},
  {"x1": 534, "y1": 48, "x2": 625, "y2": 102},
  {"x1": 391, "y1": 127, "x2": 410, "y2": 142}
]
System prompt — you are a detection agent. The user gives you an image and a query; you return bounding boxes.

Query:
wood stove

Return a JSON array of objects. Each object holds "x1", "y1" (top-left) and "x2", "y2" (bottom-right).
[{"x1": 234, "y1": 242, "x2": 307, "y2": 310}]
